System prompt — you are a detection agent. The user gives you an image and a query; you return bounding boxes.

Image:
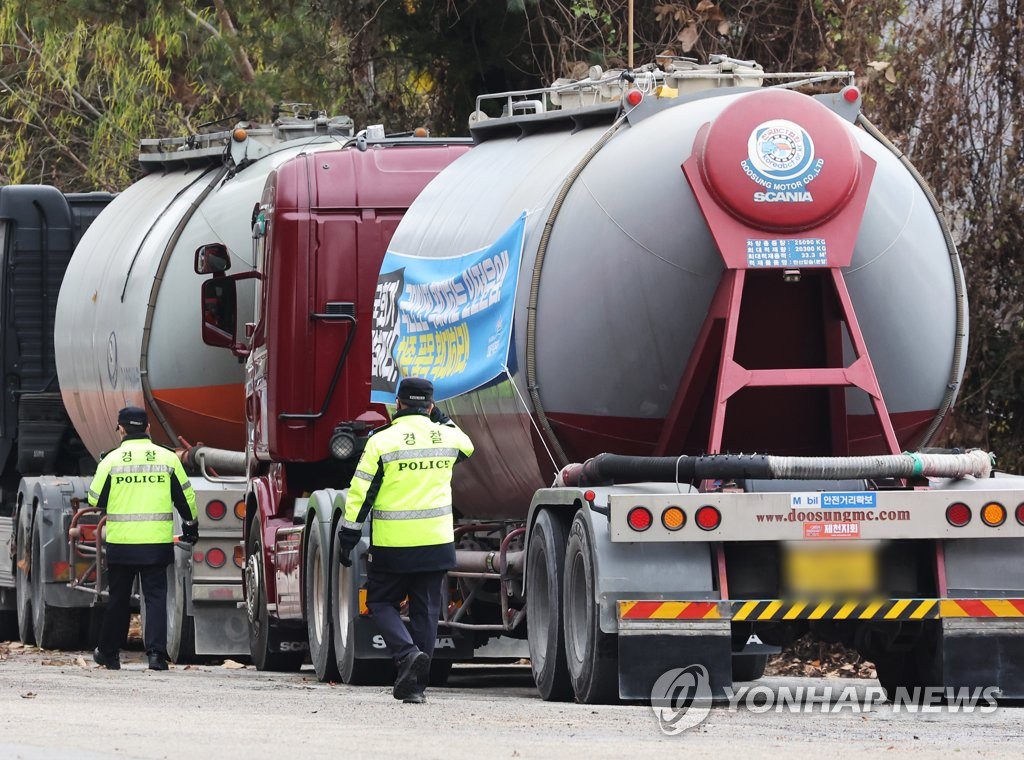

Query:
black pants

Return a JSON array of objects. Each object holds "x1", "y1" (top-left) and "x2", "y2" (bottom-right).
[
  {"x1": 367, "y1": 569, "x2": 445, "y2": 692},
  {"x1": 98, "y1": 562, "x2": 168, "y2": 656}
]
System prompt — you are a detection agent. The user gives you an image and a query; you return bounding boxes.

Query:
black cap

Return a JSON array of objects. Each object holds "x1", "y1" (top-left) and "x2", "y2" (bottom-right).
[
  {"x1": 117, "y1": 406, "x2": 149, "y2": 432},
  {"x1": 397, "y1": 377, "x2": 433, "y2": 408}
]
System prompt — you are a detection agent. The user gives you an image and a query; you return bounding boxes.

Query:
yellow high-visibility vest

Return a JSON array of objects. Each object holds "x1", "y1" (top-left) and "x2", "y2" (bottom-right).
[
  {"x1": 88, "y1": 438, "x2": 197, "y2": 544},
  {"x1": 344, "y1": 414, "x2": 474, "y2": 548}
]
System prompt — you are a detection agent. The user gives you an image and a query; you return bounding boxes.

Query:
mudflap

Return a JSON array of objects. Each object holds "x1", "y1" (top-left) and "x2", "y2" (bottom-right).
[
  {"x1": 617, "y1": 620, "x2": 733, "y2": 701},
  {"x1": 267, "y1": 621, "x2": 310, "y2": 659},
  {"x1": 352, "y1": 614, "x2": 474, "y2": 660},
  {"x1": 942, "y1": 619, "x2": 1024, "y2": 699},
  {"x1": 193, "y1": 605, "x2": 250, "y2": 657}
]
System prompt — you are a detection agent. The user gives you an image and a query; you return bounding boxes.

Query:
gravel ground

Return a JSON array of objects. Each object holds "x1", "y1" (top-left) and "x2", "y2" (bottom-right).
[{"x1": 1, "y1": 644, "x2": 1022, "y2": 759}]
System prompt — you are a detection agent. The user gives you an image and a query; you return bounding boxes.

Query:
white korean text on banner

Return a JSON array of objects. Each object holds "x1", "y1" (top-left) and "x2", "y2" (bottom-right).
[{"x1": 371, "y1": 212, "x2": 526, "y2": 404}]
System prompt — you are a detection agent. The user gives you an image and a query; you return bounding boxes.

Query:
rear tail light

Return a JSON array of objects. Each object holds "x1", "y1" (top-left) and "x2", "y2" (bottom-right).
[
  {"x1": 627, "y1": 506, "x2": 653, "y2": 532},
  {"x1": 946, "y1": 502, "x2": 971, "y2": 527},
  {"x1": 206, "y1": 547, "x2": 227, "y2": 568},
  {"x1": 695, "y1": 505, "x2": 721, "y2": 531},
  {"x1": 206, "y1": 500, "x2": 227, "y2": 520},
  {"x1": 1016, "y1": 502, "x2": 1024, "y2": 526},
  {"x1": 981, "y1": 501, "x2": 1006, "y2": 527},
  {"x1": 661, "y1": 506, "x2": 686, "y2": 531}
]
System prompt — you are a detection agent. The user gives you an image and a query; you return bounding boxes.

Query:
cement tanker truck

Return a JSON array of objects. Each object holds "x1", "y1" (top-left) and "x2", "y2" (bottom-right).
[
  {"x1": 198, "y1": 58, "x2": 1024, "y2": 702},
  {"x1": 0, "y1": 110, "x2": 359, "y2": 657}
]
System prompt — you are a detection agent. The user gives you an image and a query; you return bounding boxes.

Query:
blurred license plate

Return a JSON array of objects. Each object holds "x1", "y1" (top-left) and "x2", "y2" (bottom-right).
[{"x1": 783, "y1": 545, "x2": 878, "y2": 595}]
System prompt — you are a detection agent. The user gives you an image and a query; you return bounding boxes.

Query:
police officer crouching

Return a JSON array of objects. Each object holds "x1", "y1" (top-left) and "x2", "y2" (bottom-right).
[
  {"x1": 88, "y1": 406, "x2": 198, "y2": 670},
  {"x1": 338, "y1": 378, "x2": 474, "y2": 703}
]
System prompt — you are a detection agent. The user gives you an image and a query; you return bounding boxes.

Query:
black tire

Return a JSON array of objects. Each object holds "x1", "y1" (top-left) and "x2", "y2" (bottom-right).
[
  {"x1": 429, "y1": 659, "x2": 453, "y2": 687},
  {"x1": 330, "y1": 534, "x2": 391, "y2": 685},
  {"x1": 526, "y1": 508, "x2": 574, "y2": 701},
  {"x1": 0, "y1": 604, "x2": 18, "y2": 640},
  {"x1": 872, "y1": 627, "x2": 940, "y2": 701},
  {"x1": 732, "y1": 653, "x2": 768, "y2": 681},
  {"x1": 16, "y1": 511, "x2": 35, "y2": 645},
  {"x1": 245, "y1": 524, "x2": 303, "y2": 672},
  {"x1": 874, "y1": 652, "x2": 920, "y2": 701},
  {"x1": 78, "y1": 607, "x2": 103, "y2": 651},
  {"x1": 563, "y1": 513, "x2": 619, "y2": 703},
  {"x1": 305, "y1": 523, "x2": 340, "y2": 682},
  {"x1": 31, "y1": 511, "x2": 80, "y2": 649},
  {"x1": 166, "y1": 566, "x2": 197, "y2": 664}
]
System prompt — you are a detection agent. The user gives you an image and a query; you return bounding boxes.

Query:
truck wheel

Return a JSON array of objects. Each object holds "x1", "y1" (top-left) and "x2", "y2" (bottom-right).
[
  {"x1": 563, "y1": 513, "x2": 619, "y2": 703},
  {"x1": 166, "y1": 567, "x2": 196, "y2": 664},
  {"x1": 732, "y1": 653, "x2": 768, "y2": 681},
  {"x1": 245, "y1": 526, "x2": 303, "y2": 671},
  {"x1": 30, "y1": 513, "x2": 79, "y2": 649},
  {"x1": 330, "y1": 536, "x2": 390, "y2": 685},
  {"x1": 526, "y1": 508, "x2": 573, "y2": 701},
  {"x1": 15, "y1": 514, "x2": 35, "y2": 644},
  {"x1": 305, "y1": 522, "x2": 340, "y2": 682},
  {"x1": 0, "y1": 608, "x2": 17, "y2": 641},
  {"x1": 429, "y1": 659, "x2": 453, "y2": 686}
]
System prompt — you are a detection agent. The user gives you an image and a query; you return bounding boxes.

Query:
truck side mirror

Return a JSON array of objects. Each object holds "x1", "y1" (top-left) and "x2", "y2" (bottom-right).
[
  {"x1": 195, "y1": 243, "x2": 231, "y2": 275},
  {"x1": 201, "y1": 277, "x2": 238, "y2": 348}
]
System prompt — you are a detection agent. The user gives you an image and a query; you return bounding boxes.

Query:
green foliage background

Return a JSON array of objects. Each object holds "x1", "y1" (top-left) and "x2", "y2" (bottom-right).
[{"x1": 1, "y1": 1, "x2": 1021, "y2": 468}]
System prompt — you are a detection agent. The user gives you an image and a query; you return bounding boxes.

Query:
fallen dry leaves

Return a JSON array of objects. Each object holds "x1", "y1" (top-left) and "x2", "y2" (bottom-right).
[{"x1": 765, "y1": 633, "x2": 876, "y2": 679}]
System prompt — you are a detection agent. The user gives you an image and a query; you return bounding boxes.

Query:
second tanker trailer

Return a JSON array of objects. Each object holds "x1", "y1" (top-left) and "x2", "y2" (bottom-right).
[
  {"x1": 197, "y1": 58, "x2": 1024, "y2": 702},
  {"x1": 1, "y1": 110, "x2": 359, "y2": 658}
]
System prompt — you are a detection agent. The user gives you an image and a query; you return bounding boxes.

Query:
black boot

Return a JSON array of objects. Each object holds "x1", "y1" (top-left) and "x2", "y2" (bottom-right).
[
  {"x1": 93, "y1": 648, "x2": 121, "y2": 670},
  {"x1": 392, "y1": 651, "x2": 429, "y2": 700}
]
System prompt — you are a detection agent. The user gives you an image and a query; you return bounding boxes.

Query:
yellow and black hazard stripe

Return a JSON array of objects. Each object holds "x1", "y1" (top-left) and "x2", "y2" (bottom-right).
[
  {"x1": 730, "y1": 599, "x2": 938, "y2": 621},
  {"x1": 617, "y1": 598, "x2": 1024, "y2": 622}
]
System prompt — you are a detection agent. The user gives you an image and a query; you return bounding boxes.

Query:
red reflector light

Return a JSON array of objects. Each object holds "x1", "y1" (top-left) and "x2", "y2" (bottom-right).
[
  {"x1": 206, "y1": 548, "x2": 227, "y2": 568},
  {"x1": 626, "y1": 89, "x2": 643, "y2": 107},
  {"x1": 627, "y1": 506, "x2": 653, "y2": 531},
  {"x1": 193, "y1": 550, "x2": 205, "y2": 563},
  {"x1": 842, "y1": 85, "x2": 860, "y2": 103},
  {"x1": 583, "y1": 490, "x2": 596, "y2": 502},
  {"x1": 207, "y1": 500, "x2": 227, "y2": 520},
  {"x1": 1016, "y1": 503, "x2": 1024, "y2": 526},
  {"x1": 946, "y1": 502, "x2": 971, "y2": 527},
  {"x1": 695, "y1": 506, "x2": 721, "y2": 531}
]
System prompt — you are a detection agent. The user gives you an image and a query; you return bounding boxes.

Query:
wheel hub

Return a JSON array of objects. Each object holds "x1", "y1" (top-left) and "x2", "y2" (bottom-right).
[{"x1": 245, "y1": 554, "x2": 260, "y2": 623}]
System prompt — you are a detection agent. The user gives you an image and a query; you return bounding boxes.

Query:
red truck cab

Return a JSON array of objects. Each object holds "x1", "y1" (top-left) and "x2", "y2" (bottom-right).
[{"x1": 197, "y1": 137, "x2": 471, "y2": 668}]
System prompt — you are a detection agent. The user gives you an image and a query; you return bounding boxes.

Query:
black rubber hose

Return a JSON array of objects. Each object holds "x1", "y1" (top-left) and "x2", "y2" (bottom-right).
[
  {"x1": 570, "y1": 453, "x2": 772, "y2": 485},
  {"x1": 558, "y1": 449, "x2": 992, "y2": 486}
]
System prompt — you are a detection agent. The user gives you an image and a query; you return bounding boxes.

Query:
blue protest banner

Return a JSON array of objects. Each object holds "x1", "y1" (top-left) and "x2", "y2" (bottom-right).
[{"x1": 371, "y1": 212, "x2": 526, "y2": 404}]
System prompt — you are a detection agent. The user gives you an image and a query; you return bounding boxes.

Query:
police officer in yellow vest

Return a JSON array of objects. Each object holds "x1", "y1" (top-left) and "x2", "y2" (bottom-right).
[
  {"x1": 338, "y1": 377, "x2": 474, "y2": 703},
  {"x1": 88, "y1": 406, "x2": 198, "y2": 670}
]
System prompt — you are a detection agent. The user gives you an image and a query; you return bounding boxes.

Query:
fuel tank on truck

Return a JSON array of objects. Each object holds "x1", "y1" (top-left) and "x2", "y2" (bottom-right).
[
  {"x1": 385, "y1": 59, "x2": 967, "y2": 520},
  {"x1": 55, "y1": 114, "x2": 356, "y2": 458}
]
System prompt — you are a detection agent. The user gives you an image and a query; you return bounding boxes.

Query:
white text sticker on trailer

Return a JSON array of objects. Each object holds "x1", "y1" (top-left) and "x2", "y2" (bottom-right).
[
  {"x1": 791, "y1": 492, "x2": 877, "y2": 510},
  {"x1": 745, "y1": 238, "x2": 827, "y2": 267}
]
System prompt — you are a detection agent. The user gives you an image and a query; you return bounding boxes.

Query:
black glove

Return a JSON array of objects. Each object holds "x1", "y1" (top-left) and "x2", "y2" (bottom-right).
[
  {"x1": 338, "y1": 526, "x2": 361, "y2": 567},
  {"x1": 429, "y1": 405, "x2": 451, "y2": 425},
  {"x1": 181, "y1": 520, "x2": 199, "y2": 545}
]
